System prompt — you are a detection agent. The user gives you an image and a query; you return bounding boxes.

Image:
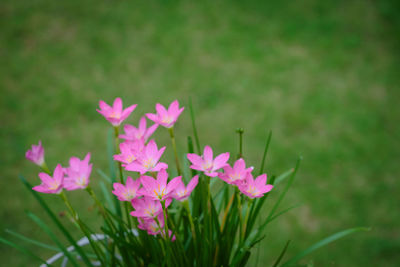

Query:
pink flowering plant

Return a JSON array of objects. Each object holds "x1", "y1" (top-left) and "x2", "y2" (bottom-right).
[{"x1": 1, "y1": 98, "x2": 368, "y2": 266}]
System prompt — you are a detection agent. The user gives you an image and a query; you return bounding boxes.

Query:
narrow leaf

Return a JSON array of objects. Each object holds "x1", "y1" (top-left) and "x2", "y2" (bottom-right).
[
  {"x1": 0, "y1": 237, "x2": 49, "y2": 265},
  {"x1": 5, "y1": 229, "x2": 59, "y2": 251},
  {"x1": 272, "y1": 240, "x2": 291, "y2": 267},
  {"x1": 27, "y1": 211, "x2": 80, "y2": 267},
  {"x1": 281, "y1": 227, "x2": 370, "y2": 267}
]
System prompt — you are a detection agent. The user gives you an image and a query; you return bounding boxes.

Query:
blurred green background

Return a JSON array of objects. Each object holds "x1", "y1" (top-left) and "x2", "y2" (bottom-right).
[{"x1": 1, "y1": 0, "x2": 399, "y2": 266}]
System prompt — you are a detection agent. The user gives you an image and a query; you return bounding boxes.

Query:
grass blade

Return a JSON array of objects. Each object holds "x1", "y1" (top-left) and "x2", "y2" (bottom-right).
[
  {"x1": 19, "y1": 175, "x2": 93, "y2": 267},
  {"x1": 27, "y1": 211, "x2": 80, "y2": 267},
  {"x1": 259, "y1": 130, "x2": 272, "y2": 175},
  {"x1": 274, "y1": 168, "x2": 295, "y2": 186},
  {"x1": 272, "y1": 240, "x2": 291, "y2": 267},
  {"x1": 281, "y1": 227, "x2": 370, "y2": 267},
  {"x1": 5, "y1": 229, "x2": 59, "y2": 252},
  {"x1": 188, "y1": 96, "x2": 201, "y2": 154},
  {"x1": 266, "y1": 157, "x2": 301, "y2": 223},
  {"x1": 0, "y1": 236, "x2": 50, "y2": 265}
]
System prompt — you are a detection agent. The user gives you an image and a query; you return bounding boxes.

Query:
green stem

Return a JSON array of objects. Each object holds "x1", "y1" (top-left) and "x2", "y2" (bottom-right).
[
  {"x1": 237, "y1": 188, "x2": 243, "y2": 244},
  {"x1": 236, "y1": 128, "x2": 244, "y2": 159},
  {"x1": 168, "y1": 127, "x2": 182, "y2": 176},
  {"x1": 183, "y1": 201, "x2": 199, "y2": 261},
  {"x1": 86, "y1": 187, "x2": 117, "y2": 231},
  {"x1": 60, "y1": 191, "x2": 77, "y2": 219},
  {"x1": 40, "y1": 161, "x2": 51, "y2": 174},
  {"x1": 161, "y1": 200, "x2": 170, "y2": 241},
  {"x1": 113, "y1": 126, "x2": 124, "y2": 184},
  {"x1": 242, "y1": 199, "x2": 253, "y2": 241},
  {"x1": 183, "y1": 201, "x2": 197, "y2": 242},
  {"x1": 114, "y1": 126, "x2": 132, "y2": 228},
  {"x1": 59, "y1": 191, "x2": 106, "y2": 264}
]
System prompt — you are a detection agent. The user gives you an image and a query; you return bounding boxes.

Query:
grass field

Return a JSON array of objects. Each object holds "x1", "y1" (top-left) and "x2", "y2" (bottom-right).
[{"x1": 1, "y1": 0, "x2": 399, "y2": 266}]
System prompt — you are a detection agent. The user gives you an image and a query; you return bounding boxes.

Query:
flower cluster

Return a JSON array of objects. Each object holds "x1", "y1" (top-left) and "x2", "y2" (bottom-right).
[
  {"x1": 18, "y1": 96, "x2": 361, "y2": 267},
  {"x1": 26, "y1": 141, "x2": 93, "y2": 194},
  {"x1": 26, "y1": 97, "x2": 272, "y2": 241}
]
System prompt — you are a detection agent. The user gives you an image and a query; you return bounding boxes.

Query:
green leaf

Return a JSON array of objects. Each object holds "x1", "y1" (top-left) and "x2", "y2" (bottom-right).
[
  {"x1": 27, "y1": 211, "x2": 80, "y2": 267},
  {"x1": 97, "y1": 169, "x2": 112, "y2": 184},
  {"x1": 19, "y1": 175, "x2": 93, "y2": 267},
  {"x1": 107, "y1": 129, "x2": 122, "y2": 218},
  {"x1": 100, "y1": 181, "x2": 115, "y2": 212},
  {"x1": 274, "y1": 168, "x2": 295, "y2": 186},
  {"x1": 272, "y1": 240, "x2": 291, "y2": 267},
  {"x1": 188, "y1": 97, "x2": 201, "y2": 153},
  {"x1": 266, "y1": 157, "x2": 301, "y2": 225},
  {"x1": 0, "y1": 236, "x2": 50, "y2": 265},
  {"x1": 5, "y1": 229, "x2": 59, "y2": 251},
  {"x1": 259, "y1": 130, "x2": 272, "y2": 175},
  {"x1": 280, "y1": 227, "x2": 370, "y2": 267}
]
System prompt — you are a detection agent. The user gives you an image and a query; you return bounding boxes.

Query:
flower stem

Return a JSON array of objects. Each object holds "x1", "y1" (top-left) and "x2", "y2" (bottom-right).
[
  {"x1": 183, "y1": 200, "x2": 199, "y2": 261},
  {"x1": 60, "y1": 191, "x2": 77, "y2": 219},
  {"x1": 161, "y1": 200, "x2": 169, "y2": 241},
  {"x1": 86, "y1": 187, "x2": 117, "y2": 231},
  {"x1": 242, "y1": 199, "x2": 253, "y2": 242},
  {"x1": 113, "y1": 126, "x2": 124, "y2": 184},
  {"x1": 236, "y1": 127, "x2": 244, "y2": 159},
  {"x1": 168, "y1": 127, "x2": 182, "y2": 176},
  {"x1": 40, "y1": 162, "x2": 51, "y2": 174},
  {"x1": 59, "y1": 191, "x2": 106, "y2": 264},
  {"x1": 183, "y1": 201, "x2": 196, "y2": 242}
]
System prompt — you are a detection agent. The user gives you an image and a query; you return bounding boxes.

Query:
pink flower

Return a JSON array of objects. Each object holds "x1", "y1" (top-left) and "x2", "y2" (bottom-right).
[
  {"x1": 140, "y1": 169, "x2": 182, "y2": 201},
  {"x1": 137, "y1": 216, "x2": 176, "y2": 241},
  {"x1": 187, "y1": 146, "x2": 230, "y2": 177},
  {"x1": 63, "y1": 153, "x2": 92, "y2": 191},
  {"x1": 97, "y1": 97, "x2": 137, "y2": 126},
  {"x1": 119, "y1": 117, "x2": 158, "y2": 142},
  {"x1": 146, "y1": 100, "x2": 184, "y2": 128},
  {"x1": 125, "y1": 140, "x2": 168, "y2": 174},
  {"x1": 131, "y1": 197, "x2": 171, "y2": 219},
  {"x1": 238, "y1": 174, "x2": 273, "y2": 198},
  {"x1": 218, "y1": 158, "x2": 254, "y2": 186},
  {"x1": 113, "y1": 140, "x2": 144, "y2": 166},
  {"x1": 112, "y1": 177, "x2": 141, "y2": 202},
  {"x1": 26, "y1": 141, "x2": 45, "y2": 166},
  {"x1": 137, "y1": 214, "x2": 164, "y2": 235},
  {"x1": 173, "y1": 175, "x2": 199, "y2": 201},
  {"x1": 32, "y1": 164, "x2": 64, "y2": 194}
]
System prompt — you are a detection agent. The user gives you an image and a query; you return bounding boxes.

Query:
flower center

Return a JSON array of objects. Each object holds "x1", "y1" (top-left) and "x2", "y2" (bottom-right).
[
  {"x1": 76, "y1": 176, "x2": 86, "y2": 186},
  {"x1": 143, "y1": 158, "x2": 155, "y2": 169},
  {"x1": 48, "y1": 181, "x2": 59, "y2": 190},
  {"x1": 109, "y1": 112, "x2": 120, "y2": 119},
  {"x1": 202, "y1": 161, "x2": 213, "y2": 170},
  {"x1": 161, "y1": 116, "x2": 173, "y2": 124}
]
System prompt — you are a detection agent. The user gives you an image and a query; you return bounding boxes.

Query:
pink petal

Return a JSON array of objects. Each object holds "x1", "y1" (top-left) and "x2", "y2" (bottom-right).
[
  {"x1": 99, "y1": 100, "x2": 111, "y2": 111},
  {"x1": 140, "y1": 176, "x2": 156, "y2": 193},
  {"x1": 139, "y1": 117, "x2": 146, "y2": 132},
  {"x1": 155, "y1": 103, "x2": 168, "y2": 117},
  {"x1": 203, "y1": 146, "x2": 213, "y2": 163},
  {"x1": 213, "y1": 152, "x2": 230, "y2": 170},
  {"x1": 145, "y1": 124, "x2": 158, "y2": 140},
  {"x1": 255, "y1": 174, "x2": 267, "y2": 186},
  {"x1": 187, "y1": 153, "x2": 203, "y2": 166},
  {"x1": 186, "y1": 175, "x2": 199, "y2": 192},
  {"x1": 146, "y1": 113, "x2": 158, "y2": 123},
  {"x1": 125, "y1": 162, "x2": 146, "y2": 173},
  {"x1": 113, "y1": 98, "x2": 123, "y2": 113},
  {"x1": 234, "y1": 158, "x2": 245, "y2": 171},
  {"x1": 166, "y1": 176, "x2": 182, "y2": 194},
  {"x1": 168, "y1": 100, "x2": 179, "y2": 113}
]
